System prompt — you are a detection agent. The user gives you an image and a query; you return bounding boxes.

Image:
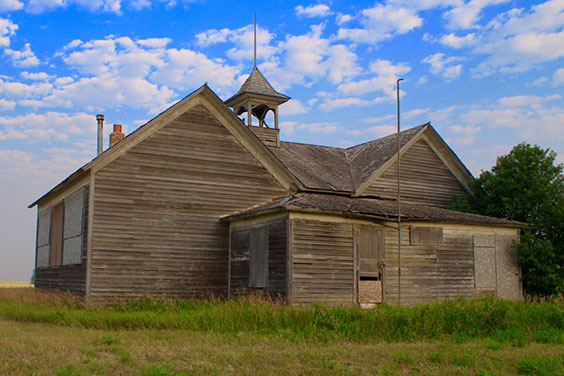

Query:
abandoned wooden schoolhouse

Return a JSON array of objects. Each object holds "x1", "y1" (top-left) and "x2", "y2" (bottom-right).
[{"x1": 29, "y1": 64, "x2": 524, "y2": 306}]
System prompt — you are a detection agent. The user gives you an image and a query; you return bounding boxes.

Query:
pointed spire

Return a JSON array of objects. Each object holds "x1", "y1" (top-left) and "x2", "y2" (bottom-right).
[{"x1": 253, "y1": 13, "x2": 257, "y2": 69}]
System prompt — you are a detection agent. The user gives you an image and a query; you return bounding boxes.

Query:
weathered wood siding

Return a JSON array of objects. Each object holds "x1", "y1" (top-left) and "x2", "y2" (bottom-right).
[
  {"x1": 90, "y1": 104, "x2": 287, "y2": 302},
  {"x1": 290, "y1": 219, "x2": 354, "y2": 305},
  {"x1": 35, "y1": 264, "x2": 86, "y2": 296},
  {"x1": 383, "y1": 224, "x2": 521, "y2": 305},
  {"x1": 383, "y1": 226, "x2": 438, "y2": 305},
  {"x1": 229, "y1": 218, "x2": 288, "y2": 299},
  {"x1": 364, "y1": 140, "x2": 470, "y2": 207}
]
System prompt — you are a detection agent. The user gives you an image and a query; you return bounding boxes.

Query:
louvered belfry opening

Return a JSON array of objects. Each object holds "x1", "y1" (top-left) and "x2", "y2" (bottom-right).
[{"x1": 224, "y1": 66, "x2": 290, "y2": 147}]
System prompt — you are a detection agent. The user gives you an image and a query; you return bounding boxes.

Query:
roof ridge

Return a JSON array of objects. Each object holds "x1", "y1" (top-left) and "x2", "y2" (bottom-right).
[{"x1": 345, "y1": 123, "x2": 428, "y2": 151}]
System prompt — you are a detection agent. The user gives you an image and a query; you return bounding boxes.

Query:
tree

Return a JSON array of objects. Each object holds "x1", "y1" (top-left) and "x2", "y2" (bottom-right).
[{"x1": 462, "y1": 143, "x2": 564, "y2": 296}]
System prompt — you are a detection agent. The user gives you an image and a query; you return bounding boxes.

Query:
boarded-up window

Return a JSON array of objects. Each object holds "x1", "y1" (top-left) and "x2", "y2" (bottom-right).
[
  {"x1": 62, "y1": 189, "x2": 85, "y2": 265},
  {"x1": 410, "y1": 226, "x2": 443, "y2": 245},
  {"x1": 50, "y1": 202, "x2": 64, "y2": 266},
  {"x1": 249, "y1": 228, "x2": 267, "y2": 288},
  {"x1": 36, "y1": 210, "x2": 51, "y2": 268}
]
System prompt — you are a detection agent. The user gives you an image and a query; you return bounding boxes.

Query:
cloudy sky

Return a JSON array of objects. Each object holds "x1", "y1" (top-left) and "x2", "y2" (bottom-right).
[{"x1": 1, "y1": 0, "x2": 563, "y2": 281}]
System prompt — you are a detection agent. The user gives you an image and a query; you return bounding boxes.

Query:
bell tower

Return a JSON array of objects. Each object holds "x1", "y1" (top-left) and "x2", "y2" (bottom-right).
[{"x1": 224, "y1": 15, "x2": 289, "y2": 147}]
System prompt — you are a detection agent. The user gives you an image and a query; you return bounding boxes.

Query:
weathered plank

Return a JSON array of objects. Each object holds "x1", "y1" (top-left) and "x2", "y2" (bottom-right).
[{"x1": 291, "y1": 219, "x2": 354, "y2": 306}]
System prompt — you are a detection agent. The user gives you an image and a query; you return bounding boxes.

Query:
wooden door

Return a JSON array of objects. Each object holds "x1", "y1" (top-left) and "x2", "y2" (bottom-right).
[{"x1": 356, "y1": 227, "x2": 384, "y2": 304}]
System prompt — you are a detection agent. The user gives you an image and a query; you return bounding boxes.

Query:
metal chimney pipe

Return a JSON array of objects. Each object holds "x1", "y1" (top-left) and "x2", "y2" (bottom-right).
[{"x1": 96, "y1": 114, "x2": 104, "y2": 155}]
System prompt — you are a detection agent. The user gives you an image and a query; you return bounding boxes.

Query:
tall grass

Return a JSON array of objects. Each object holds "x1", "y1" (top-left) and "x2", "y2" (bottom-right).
[{"x1": 0, "y1": 288, "x2": 562, "y2": 343}]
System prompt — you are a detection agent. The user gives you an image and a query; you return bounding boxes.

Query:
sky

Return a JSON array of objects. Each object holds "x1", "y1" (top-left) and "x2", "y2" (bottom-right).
[{"x1": 0, "y1": 0, "x2": 563, "y2": 281}]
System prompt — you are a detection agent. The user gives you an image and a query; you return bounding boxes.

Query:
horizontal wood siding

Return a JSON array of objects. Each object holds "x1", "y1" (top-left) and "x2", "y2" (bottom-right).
[
  {"x1": 364, "y1": 140, "x2": 470, "y2": 207},
  {"x1": 291, "y1": 219, "x2": 354, "y2": 305},
  {"x1": 35, "y1": 264, "x2": 86, "y2": 296},
  {"x1": 383, "y1": 226, "x2": 438, "y2": 305},
  {"x1": 384, "y1": 225, "x2": 519, "y2": 305},
  {"x1": 436, "y1": 230, "x2": 474, "y2": 300},
  {"x1": 90, "y1": 104, "x2": 287, "y2": 302}
]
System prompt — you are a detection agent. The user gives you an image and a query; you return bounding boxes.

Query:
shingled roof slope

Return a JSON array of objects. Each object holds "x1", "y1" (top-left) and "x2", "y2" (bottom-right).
[
  {"x1": 227, "y1": 66, "x2": 289, "y2": 101},
  {"x1": 269, "y1": 142, "x2": 353, "y2": 192},
  {"x1": 224, "y1": 193, "x2": 524, "y2": 227},
  {"x1": 267, "y1": 124, "x2": 427, "y2": 192},
  {"x1": 345, "y1": 124, "x2": 427, "y2": 187}
]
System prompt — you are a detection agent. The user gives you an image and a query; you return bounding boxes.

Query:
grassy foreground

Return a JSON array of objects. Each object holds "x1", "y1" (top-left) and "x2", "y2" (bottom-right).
[
  {"x1": 0, "y1": 280, "x2": 32, "y2": 288},
  {"x1": 0, "y1": 288, "x2": 563, "y2": 375}
]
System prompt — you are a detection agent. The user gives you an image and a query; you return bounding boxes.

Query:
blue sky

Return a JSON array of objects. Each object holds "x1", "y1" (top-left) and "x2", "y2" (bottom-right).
[{"x1": 1, "y1": 0, "x2": 563, "y2": 281}]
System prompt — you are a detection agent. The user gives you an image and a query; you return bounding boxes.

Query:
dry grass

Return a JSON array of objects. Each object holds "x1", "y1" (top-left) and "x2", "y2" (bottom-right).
[
  {"x1": 0, "y1": 287, "x2": 83, "y2": 307},
  {"x1": 0, "y1": 281, "x2": 32, "y2": 288},
  {"x1": 0, "y1": 319, "x2": 563, "y2": 375}
]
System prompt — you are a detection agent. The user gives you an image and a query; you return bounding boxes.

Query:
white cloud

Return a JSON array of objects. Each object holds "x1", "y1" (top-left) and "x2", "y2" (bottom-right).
[
  {"x1": 497, "y1": 94, "x2": 560, "y2": 107},
  {"x1": 453, "y1": 94, "x2": 564, "y2": 141},
  {"x1": 20, "y1": 71, "x2": 51, "y2": 80},
  {"x1": 442, "y1": 0, "x2": 510, "y2": 29},
  {"x1": 439, "y1": 32, "x2": 476, "y2": 48},
  {"x1": 0, "y1": 0, "x2": 23, "y2": 12},
  {"x1": 130, "y1": 0, "x2": 151, "y2": 10},
  {"x1": 0, "y1": 17, "x2": 17, "y2": 47},
  {"x1": 554, "y1": 68, "x2": 564, "y2": 86},
  {"x1": 150, "y1": 48, "x2": 238, "y2": 95},
  {"x1": 337, "y1": 3, "x2": 422, "y2": 44},
  {"x1": 337, "y1": 59, "x2": 410, "y2": 96},
  {"x1": 531, "y1": 76, "x2": 549, "y2": 87},
  {"x1": 0, "y1": 111, "x2": 93, "y2": 142},
  {"x1": 319, "y1": 97, "x2": 371, "y2": 111},
  {"x1": 471, "y1": 1, "x2": 564, "y2": 76},
  {"x1": 347, "y1": 125, "x2": 396, "y2": 138},
  {"x1": 295, "y1": 4, "x2": 331, "y2": 18},
  {"x1": 196, "y1": 25, "x2": 278, "y2": 63},
  {"x1": 0, "y1": 78, "x2": 52, "y2": 98},
  {"x1": 448, "y1": 124, "x2": 481, "y2": 145},
  {"x1": 25, "y1": 0, "x2": 122, "y2": 14},
  {"x1": 4, "y1": 43, "x2": 40, "y2": 67},
  {"x1": 422, "y1": 53, "x2": 463, "y2": 79},
  {"x1": 336, "y1": 13, "x2": 352, "y2": 25},
  {"x1": 280, "y1": 99, "x2": 308, "y2": 116},
  {"x1": 0, "y1": 98, "x2": 15, "y2": 111}
]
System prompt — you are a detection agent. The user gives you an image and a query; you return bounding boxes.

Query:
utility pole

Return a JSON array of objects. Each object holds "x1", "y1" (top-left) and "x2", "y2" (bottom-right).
[{"x1": 396, "y1": 78, "x2": 403, "y2": 306}]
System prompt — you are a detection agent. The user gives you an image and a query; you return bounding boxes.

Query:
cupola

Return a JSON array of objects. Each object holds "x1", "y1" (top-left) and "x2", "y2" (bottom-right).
[{"x1": 224, "y1": 15, "x2": 289, "y2": 147}]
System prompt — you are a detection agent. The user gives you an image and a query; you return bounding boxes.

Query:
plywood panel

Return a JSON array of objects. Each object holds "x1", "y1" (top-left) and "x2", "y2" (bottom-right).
[
  {"x1": 364, "y1": 140, "x2": 470, "y2": 207},
  {"x1": 474, "y1": 246, "x2": 496, "y2": 291},
  {"x1": 359, "y1": 281, "x2": 382, "y2": 304},
  {"x1": 495, "y1": 234, "x2": 521, "y2": 300},
  {"x1": 91, "y1": 104, "x2": 287, "y2": 302}
]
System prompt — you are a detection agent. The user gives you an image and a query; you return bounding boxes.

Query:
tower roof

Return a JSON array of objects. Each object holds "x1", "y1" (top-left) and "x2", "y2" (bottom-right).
[{"x1": 225, "y1": 66, "x2": 290, "y2": 106}]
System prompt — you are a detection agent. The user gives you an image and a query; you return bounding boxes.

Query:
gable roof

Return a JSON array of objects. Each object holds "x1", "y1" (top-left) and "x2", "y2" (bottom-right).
[
  {"x1": 29, "y1": 84, "x2": 301, "y2": 208},
  {"x1": 29, "y1": 83, "x2": 474, "y2": 209},
  {"x1": 223, "y1": 193, "x2": 524, "y2": 228},
  {"x1": 266, "y1": 123, "x2": 472, "y2": 195}
]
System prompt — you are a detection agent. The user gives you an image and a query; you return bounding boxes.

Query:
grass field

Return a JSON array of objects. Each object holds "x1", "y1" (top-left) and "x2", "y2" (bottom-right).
[
  {"x1": 0, "y1": 288, "x2": 563, "y2": 375},
  {"x1": 0, "y1": 280, "x2": 32, "y2": 288}
]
